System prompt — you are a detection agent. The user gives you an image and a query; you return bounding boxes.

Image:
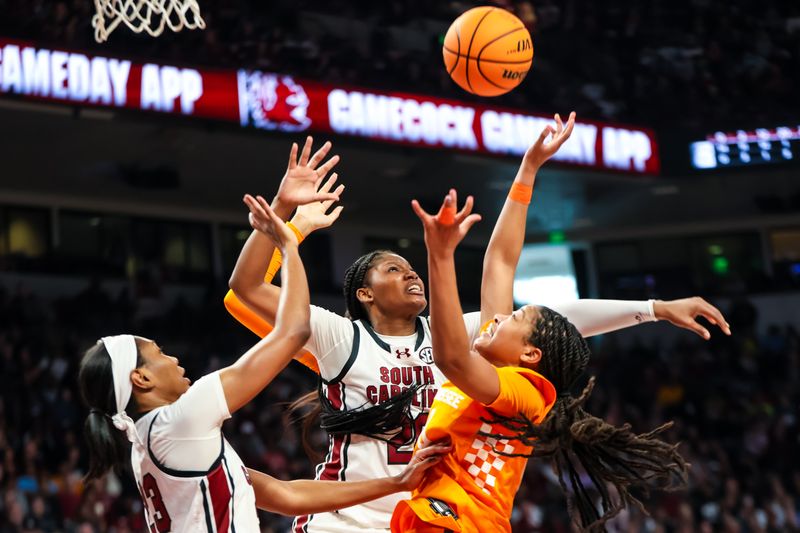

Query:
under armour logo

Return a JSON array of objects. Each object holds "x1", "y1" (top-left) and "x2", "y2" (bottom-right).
[{"x1": 395, "y1": 348, "x2": 411, "y2": 359}]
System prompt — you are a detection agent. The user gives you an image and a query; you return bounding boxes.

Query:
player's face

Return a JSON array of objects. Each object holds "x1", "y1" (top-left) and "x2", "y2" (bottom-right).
[
  {"x1": 361, "y1": 254, "x2": 427, "y2": 317},
  {"x1": 473, "y1": 305, "x2": 541, "y2": 367},
  {"x1": 137, "y1": 338, "x2": 191, "y2": 400}
]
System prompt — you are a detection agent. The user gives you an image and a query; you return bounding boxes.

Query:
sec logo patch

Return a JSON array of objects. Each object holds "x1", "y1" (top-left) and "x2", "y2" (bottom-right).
[{"x1": 419, "y1": 347, "x2": 434, "y2": 364}]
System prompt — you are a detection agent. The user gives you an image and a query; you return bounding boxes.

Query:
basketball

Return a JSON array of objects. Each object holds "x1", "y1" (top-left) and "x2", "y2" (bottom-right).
[{"x1": 443, "y1": 7, "x2": 533, "y2": 97}]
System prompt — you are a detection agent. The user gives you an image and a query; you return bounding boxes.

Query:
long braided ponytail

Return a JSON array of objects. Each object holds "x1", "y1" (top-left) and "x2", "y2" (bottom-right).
[{"x1": 481, "y1": 307, "x2": 689, "y2": 531}]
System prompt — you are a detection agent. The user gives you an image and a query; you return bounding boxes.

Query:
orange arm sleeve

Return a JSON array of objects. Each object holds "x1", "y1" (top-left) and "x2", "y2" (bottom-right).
[{"x1": 224, "y1": 225, "x2": 320, "y2": 375}]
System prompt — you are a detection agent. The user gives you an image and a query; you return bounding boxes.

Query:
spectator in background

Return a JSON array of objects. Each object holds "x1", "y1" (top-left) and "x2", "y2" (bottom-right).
[{"x1": 0, "y1": 0, "x2": 797, "y2": 128}]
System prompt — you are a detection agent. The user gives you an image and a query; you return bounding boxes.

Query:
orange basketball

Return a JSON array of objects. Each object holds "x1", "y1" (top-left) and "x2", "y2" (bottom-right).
[{"x1": 443, "y1": 7, "x2": 533, "y2": 97}]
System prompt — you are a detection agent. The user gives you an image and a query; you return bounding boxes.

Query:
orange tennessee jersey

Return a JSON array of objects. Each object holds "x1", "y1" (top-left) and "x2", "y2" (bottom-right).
[{"x1": 391, "y1": 366, "x2": 556, "y2": 533}]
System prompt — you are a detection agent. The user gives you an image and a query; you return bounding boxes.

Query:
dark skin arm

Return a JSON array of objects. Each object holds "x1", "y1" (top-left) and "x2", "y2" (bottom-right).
[
  {"x1": 247, "y1": 443, "x2": 450, "y2": 515},
  {"x1": 412, "y1": 190, "x2": 501, "y2": 404}
]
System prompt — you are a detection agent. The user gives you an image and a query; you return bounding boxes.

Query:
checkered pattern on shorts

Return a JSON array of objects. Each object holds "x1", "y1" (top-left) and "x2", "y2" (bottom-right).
[{"x1": 462, "y1": 423, "x2": 515, "y2": 495}]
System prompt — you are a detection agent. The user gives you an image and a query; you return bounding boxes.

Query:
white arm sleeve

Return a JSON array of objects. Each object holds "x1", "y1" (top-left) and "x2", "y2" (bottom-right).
[
  {"x1": 547, "y1": 299, "x2": 657, "y2": 338},
  {"x1": 462, "y1": 311, "x2": 483, "y2": 344},
  {"x1": 304, "y1": 305, "x2": 356, "y2": 381}
]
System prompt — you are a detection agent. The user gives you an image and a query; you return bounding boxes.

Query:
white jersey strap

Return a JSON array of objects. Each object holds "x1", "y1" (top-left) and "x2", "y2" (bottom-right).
[
  {"x1": 360, "y1": 317, "x2": 427, "y2": 353},
  {"x1": 146, "y1": 410, "x2": 225, "y2": 477},
  {"x1": 322, "y1": 321, "x2": 361, "y2": 385}
]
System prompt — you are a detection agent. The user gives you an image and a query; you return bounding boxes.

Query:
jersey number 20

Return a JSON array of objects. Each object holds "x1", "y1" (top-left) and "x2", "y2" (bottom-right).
[{"x1": 387, "y1": 413, "x2": 428, "y2": 464}]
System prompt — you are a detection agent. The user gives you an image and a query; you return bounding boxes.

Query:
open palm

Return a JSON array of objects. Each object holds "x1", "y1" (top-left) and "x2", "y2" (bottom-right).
[
  {"x1": 276, "y1": 136, "x2": 341, "y2": 207},
  {"x1": 294, "y1": 173, "x2": 345, "y2": 232},
  {"x1": 523, "y1": 111, "x2": 576, "y2": 171},
  {"x1": 411, "y1": 189, "x2": 482, "y2": 258}
]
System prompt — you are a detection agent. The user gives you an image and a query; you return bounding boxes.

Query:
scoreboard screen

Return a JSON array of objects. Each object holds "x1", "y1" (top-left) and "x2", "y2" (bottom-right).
[{"x1": 690, "y1": 125, "x2": 800, "y2": 170}]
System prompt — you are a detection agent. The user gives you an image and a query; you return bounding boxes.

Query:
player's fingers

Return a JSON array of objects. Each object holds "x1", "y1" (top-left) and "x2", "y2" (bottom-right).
[
  {"x1": 554, "y1": 113, "x2": 563, "y2": 135},
  {"x1": 317, "y1": 172, "x2": 338, "y2": 194},
  {"x1": 456, "y1": 195, "x2": 474, "y2": 222},
  {"x1": 287, "y1": 142, "x2": 298, "y2": 170},
  {"x1": 325, "y1": 205, "x2": 344, "y2": 225},
  {"x1": 255, "y1": 195, "x2": 275, "y2": 219},
  {"x1": 697, "y1": 302, "x2": 731, "y2": 335},
  {"x1": 685, "y1": 319, "x2": 711, "y2": 340},
  {"x1": 260, "y1": 200, "x2": 283, "y2": 227},
  {"x1": 562, "y1": 111, "x2": 576, "y2": 140},
  {"x1": 411, "y1": 199, "x2": 432, "y2": 222},
  {"x1": 437, "y1": 194, "x2": 457, "y2": 225},
  {"x1": 414, "y1": 444, "x2": 451, "y2": 462},
  {"x1": 307, "y1": 140, "x2": 331, "y2": 170},
  {"x1": 244, "y1": 195, "x2": 268, "y2": 219},
  {"x1": 460, "y1": 213, "x2": 482, "y2": 233},
  {"x1": 534, "y1": 124, "x2": 555, "y2": 149},
  {"x1": 321, "y1": 183, "x2": 345, "y2": 210},
  {"x1": 316, "y1": 154, "x2": 340, "y2": 178},
  {"x1": 313, "y1": 192, "x2": 341, "y2": 202},
  {"x1": 299, "y1": 136, "x2": 313, "y2": 166}
]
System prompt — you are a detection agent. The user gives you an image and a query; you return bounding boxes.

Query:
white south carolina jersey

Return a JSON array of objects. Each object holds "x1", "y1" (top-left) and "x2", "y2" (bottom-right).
[
  {"x1": 291, "y1": 300, "x2": 657, "y2": 531},
  {"x1": 292, "y1": 307, "x2": 482, "y2": 532},
  {"x1": 131, "y1": 372, "x2": 259, "y2": 533}
]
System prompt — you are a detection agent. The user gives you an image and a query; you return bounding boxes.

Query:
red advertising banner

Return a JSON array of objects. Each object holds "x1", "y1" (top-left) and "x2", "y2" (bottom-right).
[{"x1": 0, "y1": 38, "x2": 660, "y2": 175}]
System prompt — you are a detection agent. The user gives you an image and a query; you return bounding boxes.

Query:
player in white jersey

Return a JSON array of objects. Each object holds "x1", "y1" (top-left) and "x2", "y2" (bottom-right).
[
  {"x1": 227, "y1": 136, "x2": 730, "y2": 532},
  {"x1": 78, "y1": 187, "x2": 450, "y2": 533}
]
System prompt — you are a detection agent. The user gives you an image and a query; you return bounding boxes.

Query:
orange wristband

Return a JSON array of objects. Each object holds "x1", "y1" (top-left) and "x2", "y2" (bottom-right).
[
  {"x1": 263, "y1": 222, "x2": 306, "y2": 283},
  {"x1": 287, "y1": 221, "x2": 306, "y2": 244},
  {"x1": 509, "y1": 182, "x2": 533, "y2": 205}
]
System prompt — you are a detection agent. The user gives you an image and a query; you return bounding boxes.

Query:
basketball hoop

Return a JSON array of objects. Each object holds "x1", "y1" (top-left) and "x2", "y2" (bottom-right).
[{"x1": 92, "y1": 0, "x2": 206, "y2": 43}]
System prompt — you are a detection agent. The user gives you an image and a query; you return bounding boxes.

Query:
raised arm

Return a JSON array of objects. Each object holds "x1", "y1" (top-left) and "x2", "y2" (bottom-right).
[
  {"x1": 228, "y1": 137, "x2": 342, "y2": 325},
  {"x1": 549, "y1": 297, "x2": 731, "y2": 339},
  {"x1": 412, "y1": 190, "x2": 504, "y2": 405},
  {"x1": 247, "y1": 442, "x2": 449, "y2": 515},
  {"x1": 480, "y1": 112, "x2": 575, "y2": 326},
  {"x1": 219, "y1": 201, "x2": 311, "y2": 414}
]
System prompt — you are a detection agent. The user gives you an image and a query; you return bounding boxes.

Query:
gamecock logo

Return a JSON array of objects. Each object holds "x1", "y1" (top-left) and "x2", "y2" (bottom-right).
[{"x1": 238, "y1": 71, "x2": 311, "y2": 132}]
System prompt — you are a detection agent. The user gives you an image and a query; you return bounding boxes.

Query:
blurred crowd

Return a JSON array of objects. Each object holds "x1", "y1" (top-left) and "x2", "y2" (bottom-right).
[
  {"x1": 0, "y1": 277, "x2": 798, "y2": 532},
  {"x1": 1, "y1": 0, "x2": 799, "y2": 128}
]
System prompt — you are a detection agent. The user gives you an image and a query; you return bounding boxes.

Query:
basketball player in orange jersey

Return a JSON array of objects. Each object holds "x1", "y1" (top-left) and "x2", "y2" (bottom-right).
[
  {"x1": 78, "y1": 193, "x2": 450, "y2": 532},
  {"x1": 226, "y1": 133, "x2": 729, "y2": 532},
  {"x1": 394, "y1": 179, "x2": 691, "y2": 531}
]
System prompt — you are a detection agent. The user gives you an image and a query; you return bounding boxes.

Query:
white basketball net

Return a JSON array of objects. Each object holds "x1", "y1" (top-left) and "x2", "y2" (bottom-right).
[{"x1": 92, "y1": 0, "x2": 206, "y2": 43}]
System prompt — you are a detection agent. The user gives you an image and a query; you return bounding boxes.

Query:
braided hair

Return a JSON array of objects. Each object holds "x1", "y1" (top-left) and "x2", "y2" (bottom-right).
[
  {"x1": 342, "y1": 250, "x2": 394, "y2": 323},
  {"x1": 481, "y1": 307, "x2": 689, "y2": 532},
  {"x1": 289, "y1": 250, "x2": 425, "y2": 458}
]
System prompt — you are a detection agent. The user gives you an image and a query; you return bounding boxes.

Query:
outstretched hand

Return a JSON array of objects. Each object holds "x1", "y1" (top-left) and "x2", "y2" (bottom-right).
[
  {"x1": 654, "y1": 297, "x2": 732, "y2": 339},
  {"x1": 275, "y1": 136, "x2": 341, "y2": 208},
  {"x1": 411, "y1": 189, "x2": 481, "y2": 258},
  {"x1": 243, "y1": 194, "x2": 299, "y2": 250},
  {"x1": 395, "y1": 440, "x2": 452, "y2": 491},
  {"x1": 522, "y1": 111, "x2": 576, "y2": 171},
  {"x1": 293, "y1": 172, "x2": 346, "y2": 234}
]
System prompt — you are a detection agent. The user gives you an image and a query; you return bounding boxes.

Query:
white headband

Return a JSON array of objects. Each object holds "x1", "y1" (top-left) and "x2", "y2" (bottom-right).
[{"x1": 101, "y1": 335, "x2": 141, "y2": 445}]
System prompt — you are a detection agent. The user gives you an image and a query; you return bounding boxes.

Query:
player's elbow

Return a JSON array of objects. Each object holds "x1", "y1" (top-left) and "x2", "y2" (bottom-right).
[
  {"x1": 261, "y1": 483, "x2": 309, "y2": 516},
  {"x1": 280, "y1": 324, "x2": 311, "y2": 349},
  {"x1": 228, "y1": 272, "x2": 249, "y2": 295},
  {"x1": 433, "y1": 352, "x2": 466, "y2": 375}
]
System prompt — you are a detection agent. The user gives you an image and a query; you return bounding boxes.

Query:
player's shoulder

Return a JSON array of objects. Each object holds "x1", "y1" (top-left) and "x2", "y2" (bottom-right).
[{"x1": 499, "y1": 367, "x2": 556, "y2": 403}]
